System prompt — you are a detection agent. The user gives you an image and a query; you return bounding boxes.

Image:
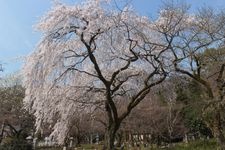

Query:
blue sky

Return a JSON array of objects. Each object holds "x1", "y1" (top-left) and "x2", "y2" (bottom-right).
[{"x1": 0, "y1": 0, "x2": 225, "y2": 75}]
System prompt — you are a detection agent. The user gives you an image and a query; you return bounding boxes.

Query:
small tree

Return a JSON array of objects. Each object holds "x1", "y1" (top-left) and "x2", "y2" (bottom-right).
[{"x1": 0, "y1": 74, "x2": 34, "y2": 149}]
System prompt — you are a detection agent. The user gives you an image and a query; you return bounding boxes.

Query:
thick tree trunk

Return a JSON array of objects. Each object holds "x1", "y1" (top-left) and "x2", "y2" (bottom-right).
[
  {"x1": 75, "y1": 135, "x2": 81, "y2": 146},
  {"x1": 103, "y1": 123, "x2": 120, "y2": 150},
  {"x1": 213, "y1": 112, "x2": 225, "y2": 150},
  {"x1": 115, "y1": 131, "x2": 123, "y2": 147}
]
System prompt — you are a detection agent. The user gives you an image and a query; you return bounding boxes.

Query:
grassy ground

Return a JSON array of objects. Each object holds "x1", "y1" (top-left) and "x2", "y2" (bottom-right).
[
  {"x1": 156, "y1": 139, "x2": 218, "y2": 150},
  {"x1": 120, "y1": 140, "x2": 218, "y2": 150},
  {"x1": 37, "y1": 139, "x2": 219, "y2": 150},
  {"x1": 81, "y1": 140, "x2": 218, "y2": 150}
]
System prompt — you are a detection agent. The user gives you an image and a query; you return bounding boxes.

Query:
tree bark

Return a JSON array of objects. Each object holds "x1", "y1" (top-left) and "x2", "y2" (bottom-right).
[
  {"x1": 115, "y1": 131, "x2": 123, "y2": 147},
  {"x1": 103, "y1": 123, "x2": 120, "y2": 150},
  {"x1": 213, "y1": 112, "x2": 225, "y2": 150},
  {"x1": 0, "y1": 120, "x2": 5, "y2": 143}
]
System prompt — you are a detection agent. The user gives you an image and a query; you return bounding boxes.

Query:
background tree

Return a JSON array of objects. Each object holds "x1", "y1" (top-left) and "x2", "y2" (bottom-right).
[
  {"x1": 154, "y1": 3, "x2": 225, "y2": 149},
  {"x1": 0, "y1": 73, "x2": 34, "y2": 150},
  {"x1": 117, "y1": 80, "x2": 186, "y2": 147},
  {"x1": 179, "y1": 79, "x2": 212, "y2": 139}
]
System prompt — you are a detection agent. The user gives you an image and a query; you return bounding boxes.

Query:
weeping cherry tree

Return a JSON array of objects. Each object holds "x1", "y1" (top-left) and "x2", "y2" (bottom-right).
[{"x1": 22, "y1": 0, "x2": 173, "y2": 149}]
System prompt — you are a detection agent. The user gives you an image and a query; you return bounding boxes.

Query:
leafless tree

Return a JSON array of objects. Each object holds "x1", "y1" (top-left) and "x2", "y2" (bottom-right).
[{"x1": 155, "y1": 3, "x2": 225, "y2": 149}]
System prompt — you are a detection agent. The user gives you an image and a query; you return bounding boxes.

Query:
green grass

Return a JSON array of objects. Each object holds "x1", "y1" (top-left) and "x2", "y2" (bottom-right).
[
  {"x1": 126, "y1": 140, "x2": 218, "y2": 150},
  {"x1": 163, "y1": 140, "x2": 218, "y2": 150},
  {"x1": 36, "y1": 139, "x2": 219, "y2": 150},
  {"x1": 77, "y1": 144, "x2": 102, "y2": 149},
  {"x1": 78, "y1": 140, "x2": 218, "y2": 150}
]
